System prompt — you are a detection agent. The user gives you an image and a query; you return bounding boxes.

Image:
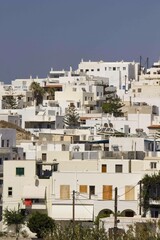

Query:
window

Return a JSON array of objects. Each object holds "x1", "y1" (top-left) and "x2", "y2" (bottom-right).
[
  {"x1": 109, "y1": 67, "x2": 112, "y2": 71},
  {"x1": 80, "y1": 69, "x2": 83, "y2": 72},
  {"x1": 85, "y1": 69, "x2": 89, "y2": 72},
  {"x1": 7, "y1": 140, "x2": 9, "y2": 147},
  {"x1": 151, "y1": 162, "x2": 157, "y2": 169},
  {"x1": 97, "y1": 69, "x2": 100, "y2": 71},
  {"x1": 105, "y1": 67, "x2": 107, "y2": 71},
  {"x1": 60, "y1": 185, "x2": 70, "y2": 199},
  {"x1": 97, "y1": 92, "x2": 99, "y2": 96},
  {"x1": 115, "y1": 164, "x2": 123, "y2": 173},
  {"x1": 62, "y1": 144, "x2": 66, "y2": 151},
  {"x1": 123, "y1": 67, "x2": 126, "y2": 70},
  {"x1": 77, "y1": 102, "x2": 80, "y2": 108},
  {"x1": 91, "y1": 69, "x2": 94, "y2": 72},
  {"x1": 79, "y1": 185, "x2": 87, "y2": 193},
  {"x1": 85, "y1": 96, "x2": 87, "y2": 101},
  {"x1": 16, "y1": 167, "x2": 24, "y2": 176},
  {"x1": 42, "y1": 153, "x2": 47, "y2": 161},
  {"x1": 1, "y1": 140, "x2": 4, "y2": 147},
  {"x1": 138, "y1": 88, "x2": 141, "y2": 93},
  {"x1": 101, "y1": 164, "x2": 107, "y2": 173},
  {"x1": 60, "y1": 136, "x2": 64, "y2": 141},
  {"x1": 89, "y1": 186, "x2": 95, "y2": 199},
  {"x1": 103, "y1": 185, "x2": 112, "y2": 200},
  {"x1": 0, "y1": 179, "x2": 3, "y2": 186},
  {"x1": 8, "y1": 187, "x2": 12, "y2": 197},
  {"x1": 125, "y1": 185, "x2": 135, "y2": 200},
  {"x1": 113, "y1": 67, "x2": 116, "y2": 71},
  {"x1": 0, "y1": 158, "x2": 2, "y2": 165}
]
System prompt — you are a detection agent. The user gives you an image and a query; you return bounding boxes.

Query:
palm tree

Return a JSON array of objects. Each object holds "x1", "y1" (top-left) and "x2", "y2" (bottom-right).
[
  {"x1": 3, "y1": 208, "x2": 25, "y2": 240},
  {"x1": 45, "y1": 87, "x2": 55, "y2": 100},
  {"x1": 30, "y1": 82, "x2": 45, "y2": 106}
]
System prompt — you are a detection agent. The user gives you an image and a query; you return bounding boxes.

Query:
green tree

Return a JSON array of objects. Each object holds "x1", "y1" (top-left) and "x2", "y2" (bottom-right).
[
  {"x1": 102, "y1": 90, "x2": 124, "y2": 117},
  {"x1": 63, "y1": 104, "x2": 80, "y2": 129},
  {"x1": 30, "y1": 82, "x2": 45, "y2": 106},
  {"x1": 3, "y1": 96, "x2": 18, "y2": 109},
  {"x1": 45, "y1": 87, "x2": 55, "y2": 100},
  {"x1": 27, "y1": 212, "x2": 55, "y2": 238},
  {"x1": 3, "y1": 208, "x2": 25, "y2": 240},
  {"x1": 124, "y1": 220, "x2": 159, "y2": 240},
  {"x1": 140, "y1": 172, "x2": 160, "y2": 216},
  {"x1": 45, "y1": 222, "x2": 108, "y2": 240}
]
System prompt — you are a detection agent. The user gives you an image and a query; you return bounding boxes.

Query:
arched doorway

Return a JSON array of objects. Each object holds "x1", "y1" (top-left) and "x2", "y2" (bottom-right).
[
  {"x1": 97, "y1": 209, "x2": 113, "y2": 219},
  {"x1": 120, "y1": 209, "x2": 135, "y2": 217}
]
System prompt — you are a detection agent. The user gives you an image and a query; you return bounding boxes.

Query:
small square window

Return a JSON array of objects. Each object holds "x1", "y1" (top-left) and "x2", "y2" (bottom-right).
[
  {"x1": 123, "y1": 67, "x2": 126, "y2": 70},
  {"x1": 91, "y1": 69, "x2": 94, "y2": 72},
  {"x1": 97, "y1": 69, "x2": 100, "y2": 71},
  {"x1": 8, "y1": 187, "x2": 12, "y2": 197},
  {"x1": 138, "y1": 88, "x2": 141, "y2": 93},
  {"x1": 115, "y1": 164, "x2": 123, "y2": 173},
  {"x1": 16, "y1": 167, "x2": 24, "y2": 176},
  {"x1": 113, "y1": 67, "x2": 116, "y2": 71}
]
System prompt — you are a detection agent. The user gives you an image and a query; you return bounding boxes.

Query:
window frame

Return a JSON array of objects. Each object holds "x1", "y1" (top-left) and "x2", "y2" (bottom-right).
[
  {"x1": 8, "y1": 187, "x2": 13, "y2": 197},
  {"x1": 16, "y1": 167, "x2": 24, "y2": 176},
  {"x1": 115, "y1": 164, "x2": 123, "y2": 173}
]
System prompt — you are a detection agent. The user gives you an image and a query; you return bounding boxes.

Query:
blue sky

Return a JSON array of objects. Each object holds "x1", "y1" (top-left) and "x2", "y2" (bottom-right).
[{"x1": 0, "y1": 0, "x2": 160, "y2": 83}]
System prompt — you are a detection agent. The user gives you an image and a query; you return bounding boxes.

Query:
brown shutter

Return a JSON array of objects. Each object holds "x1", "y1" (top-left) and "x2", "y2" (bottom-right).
[
  {"x1": 60, "y1": 185, "x2": 70, "y2": 199},
  {"x1": 101, "y1": 164, "x2": 107, "y2": 173},
  {"x1": 79, "y1": 185, "x2": 87, "y2": 193},
  {"x1": 125, "y1": 186, "x2": 135, "y2": 200},
  {"x1": 103, "y1": 185, "x2": 112, "y2": 200}
]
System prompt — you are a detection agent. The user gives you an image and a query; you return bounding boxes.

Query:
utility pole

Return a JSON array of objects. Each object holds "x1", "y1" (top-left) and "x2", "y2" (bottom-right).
[
  {"x1": 139, "y1": 180, "x2": 142, "y2": 216},
  {"x1": 114, "y1": 187, "x2": 118, "y2": 240},
  {"x1": 72, "y1": 190, "x2": 76, "y2": 239}
]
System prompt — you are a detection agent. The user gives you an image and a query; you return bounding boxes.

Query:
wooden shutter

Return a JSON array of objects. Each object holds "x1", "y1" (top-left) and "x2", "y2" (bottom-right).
[
  {"x1": 125, "y1": 186, "x2": 135, "y2": 200},
  {"x1": 101, "y1": 164, "x2": 107, "y2": 173},
  {"x1": 103, "y1": 185, "x2": 112, "y2": 200},
  {"x1": 79, "y1": 185, "x2": 87, "y2": 193},
  {"x1": 60, "y1": 185, "x2": 70, "y2": 199}
]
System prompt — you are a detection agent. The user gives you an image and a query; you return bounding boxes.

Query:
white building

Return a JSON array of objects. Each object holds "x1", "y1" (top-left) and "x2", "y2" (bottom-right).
[{"x1": 78, "y1": 59, "x2": 139, "y2": 90}]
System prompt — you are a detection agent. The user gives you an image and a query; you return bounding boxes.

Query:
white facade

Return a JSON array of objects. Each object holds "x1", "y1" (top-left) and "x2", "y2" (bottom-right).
[{"x1": 78, "y1": 60, "x2": 139, "y2": 89}]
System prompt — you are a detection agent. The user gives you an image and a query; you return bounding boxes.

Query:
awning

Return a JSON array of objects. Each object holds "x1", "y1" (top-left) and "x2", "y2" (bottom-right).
[{"x1": 22, "y1": 186, "x2": 46, "y2": 199}]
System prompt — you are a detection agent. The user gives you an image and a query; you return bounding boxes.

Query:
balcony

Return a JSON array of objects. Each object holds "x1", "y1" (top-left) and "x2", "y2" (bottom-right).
[
  {"x1": 149, "y1": 199, "x2": 160, "y2": 205},
  {"x1": 21, "y1": 199, "x2": 46, "y2": 210},
  {"x1": 84, "y1": 100, "x2": 96, "y2": 106}
]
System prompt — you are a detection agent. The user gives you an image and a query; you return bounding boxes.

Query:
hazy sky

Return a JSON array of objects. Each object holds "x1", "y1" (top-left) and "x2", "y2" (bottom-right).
[{"x1": 0, "y1": 0, "x2": 160, "y2": 83}]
